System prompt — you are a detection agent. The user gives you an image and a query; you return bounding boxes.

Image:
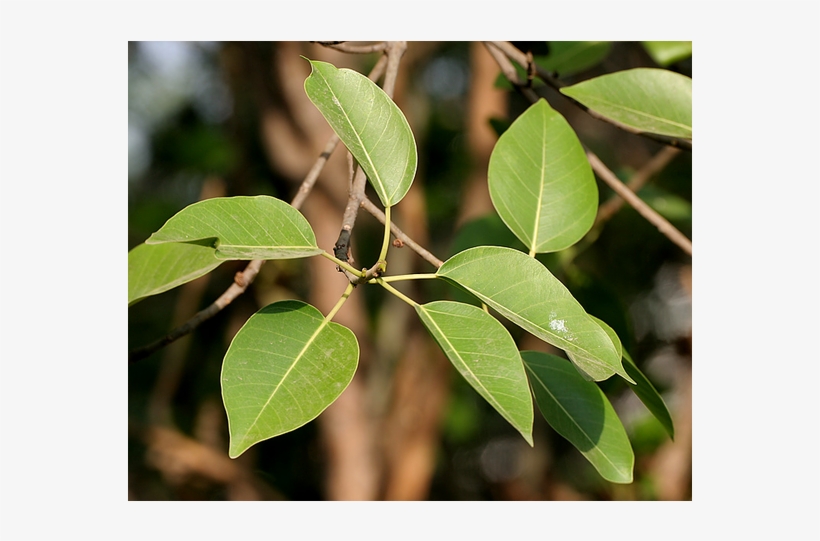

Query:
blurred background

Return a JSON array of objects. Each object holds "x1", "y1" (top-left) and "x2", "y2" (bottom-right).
[{"x1": 128, "y1": 41, "x2": 692, "y2": 501}]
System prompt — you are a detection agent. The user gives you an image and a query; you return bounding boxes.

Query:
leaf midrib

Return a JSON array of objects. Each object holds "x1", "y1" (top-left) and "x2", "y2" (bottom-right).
[
  {"x1": 448, "y1": 278, "x2": 606, "y2": 363},
  {"x1": 530, "y1": 115, "x2": 547, "y2": 250},
  {"x1": 242, "y1": 314, "x2": 330, "y2": 441},
  {"x1": 419, "y1": 305, "x2": 515, "y2": 425},
  {"x1": 313, "y1": 67, "x2": 387, "y2": 202},
  {"x1": 582, "y1": 95, "x2": 691, "y2": 131},
  {"x1": 525, "y1": 361, "x2": 626, "y2": 477}
]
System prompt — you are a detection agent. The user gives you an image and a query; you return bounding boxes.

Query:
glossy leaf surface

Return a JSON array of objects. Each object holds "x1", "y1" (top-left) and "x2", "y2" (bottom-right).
[
  {"x1": 522, "y1": 351, "x2": 634, "y2": 484},
  {"x1": 560, "y1": 68, "x2": 692, "y2": 138},
  {"x1": 575, "y1": 316, "x2": 634, "y2": 384},
  {"x1": 623, "y1": 350, "x2": 675, "y2": 439},
  {"x1": 128, "y1": 241, "x2": 222, "y2": 305},
  {"x1": 489, "y1": 99, "x2": 597, "y2": 253},
  {"x1": 437, "y1": 246, "x2": 626, "y2": 381},
  {"x1": 304, "y1": 59, "x2": 417, "y2": 207},
  {"x1": 146, "y1": 196, "x2": 322, "y2": 260},
  {"x1": 416, "y1": 301, "x2": 533, "y2": 445},
  {"x1": 221, "y1": 300, "x2": 359, "y2": 458}
]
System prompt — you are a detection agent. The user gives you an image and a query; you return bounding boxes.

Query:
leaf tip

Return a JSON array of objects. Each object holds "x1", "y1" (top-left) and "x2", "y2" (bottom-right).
[{"x1": 619, "y1": 367, "x2": 637, "y2": 386}]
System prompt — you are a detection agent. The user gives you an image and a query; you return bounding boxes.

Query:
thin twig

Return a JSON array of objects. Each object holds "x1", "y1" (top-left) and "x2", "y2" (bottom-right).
[
  {"x1": 315, "y1": 41, "x2": 389, "y2": 54},
  {"x1": 129, "y1": 53, "x2": 393, "y2": 363},
  {"x1": 361, "y1": 196, "x2": 443, "y2": 268},
  {"x1": 563, "y1": 146, "x2": 684, "y2": 266},
  {"x1": 595, "y1": 146, "x2": 681, "y2": 226},
  {"x1": 484, "y1": 41, "x2": 539, "y2": 103},
  {"x1": 586, "y1": 150, "x2": 692, "y2": 255},
  {"x1": 291, "y1": 134, "x2": 340, "y2": 210},
  {"x1": 333, "y1": 42, "x2": 408, "y2": 285},
  {"x1": 486, "y1": 41, "x2": 692, "y2": 151},
  {"x1": 485, "y1": 41, "x2": 692, "y2": 257},
  {"x1": 129, "y1": 260, "x2": 264, "y2": 363}
]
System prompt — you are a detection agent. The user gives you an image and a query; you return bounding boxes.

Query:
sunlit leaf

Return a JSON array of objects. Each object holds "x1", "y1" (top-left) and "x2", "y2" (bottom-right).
[
  {"x1": 577, "y1": 316, "x2": 635, "y2": 384},
  {"x1": 416, "y1": 301, "x2": 533, "y2": 445},
  {"x1": 221, "y1": 300, "x2": 359, "y2": 458},
  {"x1": 622, "y1": 350, "x2": 675, "y2": 439},
  {"x1": 522, "y1": 351, "x2": 634, "y2": 484},
  {"x1": 303, "y1": 59, "x2": 417, "y2": 207},
  {"x1": 128, "y1": 241, "x2": 222, "y2": 305},
  {"x1": 560, "y1": 68, "x2": 692, "y2": 138},
  {"x1": 589, "y1": 315, "x2": 622, "y2": 360},
  {"x1": 145, "y1": 196, "x2": 323, "y2": 260},
  {"x1": 437, "y1": 246, "x2": 628, "y2": 381},
  {"x1": 538, "y1": 41, "x2": 612, "y2": 76},
  {"x1": 642, "y1": 41, "x2": 692, "y2": 67},
  {"x1": 489, "y1": 99, "x2": 597, "y2": 254}
]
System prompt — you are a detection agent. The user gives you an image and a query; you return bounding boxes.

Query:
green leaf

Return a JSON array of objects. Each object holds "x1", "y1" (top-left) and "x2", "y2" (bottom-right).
[
  {"x1": 522, "y1": 351, "x2": 634, "y2": 484},
  {"x1": 488, "y1": 99, "x2": 598, "y2": 254},
  {"x1": 303, "y1": 59, "x2": 417, "y2": 207},
  {"x1": 415, "y1": 301, "x2": 533, "y2": 445},
  {"x1": 560, "y1": 68, "x2": 692, "y2": 138},
  {"x1": 437, "y1": 246, "x2": 629, "y2": 382},
  {"x1": 589, "y1": 315, "x2": 622, "y2": 360},
  {"x1": 538, "y1": 41, "x2": 612, "y2": 77},
  {"x1": 145, "y1": 196, "x2": 323, "y2": 260},
  {"x1": 128, "y1": 242, "x2": 222, "y2": 305},
  {"x1": 580, "y1": 316, "x2": 635, "y2": 385},
  {"x1": 221, "y1": 300, "x2": 359, "y2": 458},
  {"x1": 622, "y1": 350, "x2": 675, "y2": 440},
  {"x1": 642, "y1": 41, "x2": 692, "y2": 67}
]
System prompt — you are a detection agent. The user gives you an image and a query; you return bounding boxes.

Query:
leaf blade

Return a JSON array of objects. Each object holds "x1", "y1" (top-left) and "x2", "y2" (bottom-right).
[
  {"x1": 488, "y1": 99, "x2": 598, "y2": 253},
  {"x1": 128, "y1": 242, "x2": 223, "y2": 305},
  {"x1": 623, "y1": 350, "x2": 675, "y2": 439},
  {"x1": 145, "y1": 196, "x2": 322, "y2": 260},
  {"x1": 522, "y1": 351, "x2": 634, "y2": 484},
  {"x1": 416, "y1": 301, "x2": 533, "y2": 445},
  {"x1": 303, "y1": 59, "x2": 417, "y2": 207},
  {"x1": 437, "y1": 246, "x2": 629, "y2": 382},
  {"x1": 560, "y1": 68, "x2": 692, "y2": 138},
  {"x1": 221, "y1": 300, "x2": 359, "y2": 458},
  {"x1": 576, "y1": 316, "x2": 635, "y2": 385}
]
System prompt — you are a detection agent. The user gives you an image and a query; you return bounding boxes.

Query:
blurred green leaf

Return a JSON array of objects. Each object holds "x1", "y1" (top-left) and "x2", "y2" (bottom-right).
[
  {"x1": 416, "y1": 301, "x2": 533, "y2": 445},
  {"x1": 622, "y1": 350, "x2": 675, "y2": 439},
  {"x1": 489, "y1": 99, "x2": 597, "y2": 254},
  {"x1": 128, "y1": 241, "x2": 222, "y2": 305},
  {"x1": 146, "y1": 196, "x2": 323, "y2": 260},
  {"x1": 560, "y1": 68, "x2": 692, "y2": 138},
  {"x1": 222, "y1": 300, "x2": 359, "y2": 458},
  {"x1": 303, "y1": 58, "x2": 417, "y2": 207},
  {"x1": 642, "y1": 41, "x2": 692, "y2": 67},
  {"x1": 538, "y1": 41, "x2": 612, "y2": 77},
  {"x1": 152, "y1": 122, "x2": 238, "y2": 175},
  {"x1": 437, "y1": 246, "x2": 629, "y2": 382},
  {"x1": 639, "y1": 184, "x2": 693, "y2": 222},
  {"x1": 522, "y1": 351, "x2": 634, "y2": 484},
  {"x1": 450, "y1": 213, "x2": 526, "y2": 256}
]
